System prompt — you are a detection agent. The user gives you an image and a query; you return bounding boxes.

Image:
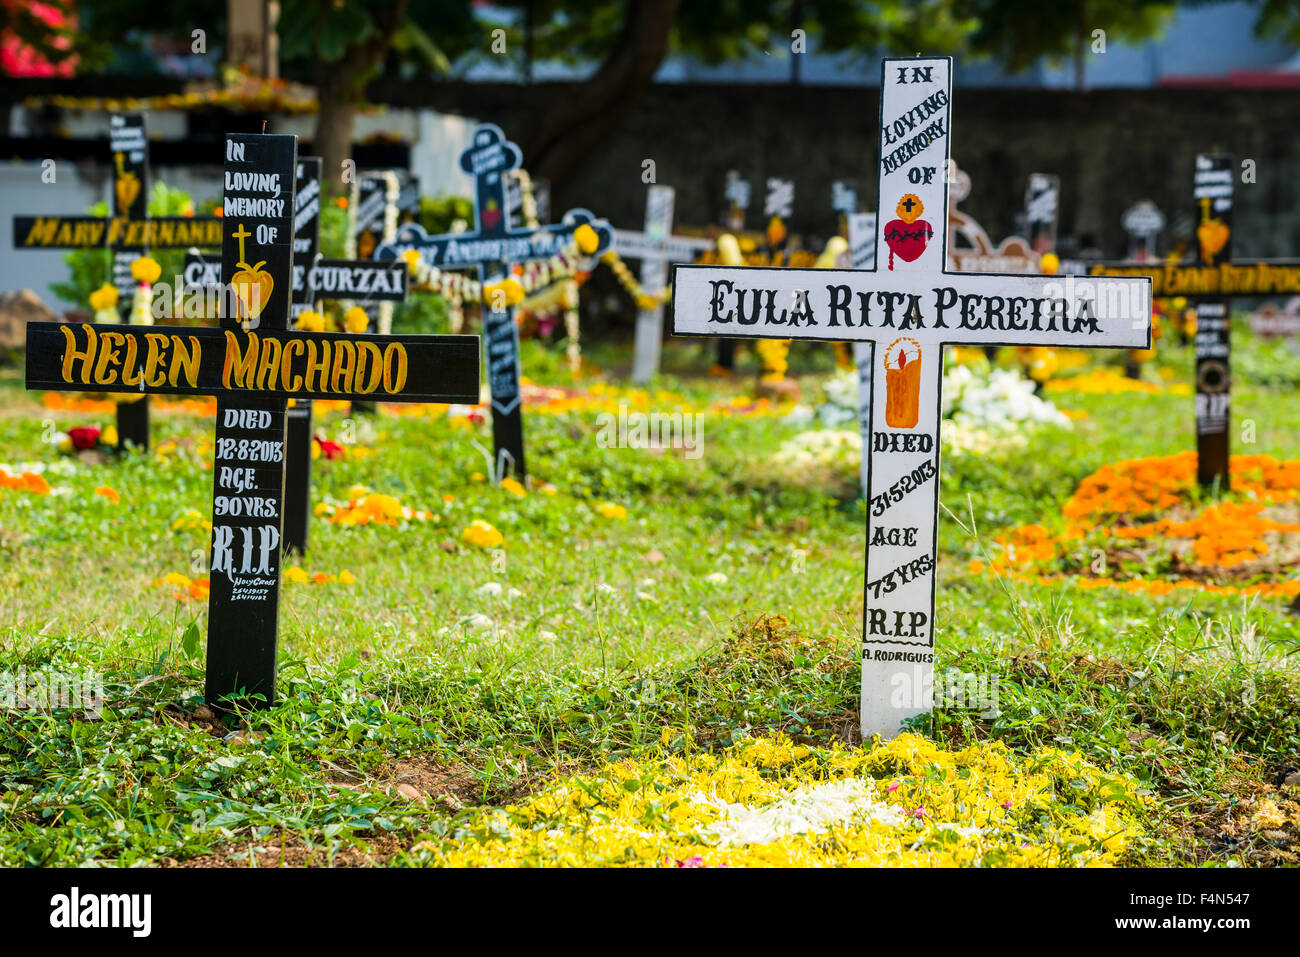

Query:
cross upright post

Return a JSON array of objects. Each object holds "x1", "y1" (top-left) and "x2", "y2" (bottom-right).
[
  {"x1": 615, "y1": 185, "x2": 715, "y2": 382},
  {"x1": 108, "y1": 115, "x2": 152, "y2": 450},
  {"x1": 181, "y1": 158, "x2": 409, "y2": 556},
  {"x1": 372, "y1": 124, "x2": 613, "y2": 483},
  {"x1": 671, "y1": 57, "x2": 1152, "y2": 740},
  {"x1": 1089, "y1": 153, "x2": 1300, "y2": 489}
]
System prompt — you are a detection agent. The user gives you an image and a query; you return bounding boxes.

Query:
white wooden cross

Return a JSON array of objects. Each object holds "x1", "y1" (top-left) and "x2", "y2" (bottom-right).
[
  {"x1": 671, "y1": 57, "x2": 1151, "y2": 739},
  {"x1": 614, "y1": 185, "x2": 714, "y2": 382}
]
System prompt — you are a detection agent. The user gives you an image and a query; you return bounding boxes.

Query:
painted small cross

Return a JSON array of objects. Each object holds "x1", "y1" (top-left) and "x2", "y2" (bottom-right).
[
  {"x1": 614, "y1": 185, "x2": 714, "y2": 382},
  {"x1": 1090, "y1": 153, "x2": 1300, "y2": 489},
  {"x1": 373, "y1": 124, "x2": 613, "y2": 483},
  {"x1": 12, "y1": 113, "x2": 222, "y2": 451},
  {"x1": 26, "y1": 132, "x2": 481, "y2": 707},
  {"x1": 671, "y1": 57, "x2": 1152, "y2": 740}
]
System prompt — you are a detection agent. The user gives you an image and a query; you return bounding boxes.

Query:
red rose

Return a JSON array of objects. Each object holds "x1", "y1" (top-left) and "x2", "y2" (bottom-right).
[
  {"x1": 318, "y1": 439, "x2": 345, "y2": 460},
  {"x1": 68, "y1": 426, "x2": 102, "y2": 451}
]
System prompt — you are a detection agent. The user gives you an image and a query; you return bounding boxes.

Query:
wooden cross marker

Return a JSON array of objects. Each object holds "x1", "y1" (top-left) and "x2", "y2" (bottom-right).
[
  {"x1": 1121, "y1": 200, "x2": 1165, "y2": 262},
  {"x1": 1090, "y1": 153, "x2": 1300, "y2": 489},
  {"x1": 615, "y1": 185, "x2": 714, "y2": 382},
  {"x1": 26, "y1": 133, "x2": 480, "y2": 707},
  {"x1": 347, "y1": 172, "x2": 403, "y2": 393},
  {"x1": 671, "y1": 57, "x2": 1152, "y2": 739},
  {"x1": 832, "y1": 179, "x2": 860, "y2": 236},
  {"x1": 182, "y1": 159, "x2": 409, "y2": 554},
  {"x1": 724, "y1": 170, "x2": 750, "y2": 231},
  {"x1": 1024, "y1": 173, "x2": 1060, "y2": 255},
  {"x1": 372, "y1": 124, "x2": 613, "y2": 483},
  {"x1": 11, "y1": 113, "x2": 222, "y2": 451}
]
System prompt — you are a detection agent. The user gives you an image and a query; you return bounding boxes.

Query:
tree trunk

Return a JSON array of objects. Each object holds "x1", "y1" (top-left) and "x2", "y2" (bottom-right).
[
  {"x1": 525, "y1": 0, "x2": 681, "y2": 188},
  {"x1": 311, "y1": 0, "x2": 408, "y2": 194},
  {"x1": 315, "y1": 75, "x2": 358, "y2": 194}
]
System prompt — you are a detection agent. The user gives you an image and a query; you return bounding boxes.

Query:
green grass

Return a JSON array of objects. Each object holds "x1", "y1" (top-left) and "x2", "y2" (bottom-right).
[{"x1": 0, "y1": 327, "x2": 1297, "y2": 867}]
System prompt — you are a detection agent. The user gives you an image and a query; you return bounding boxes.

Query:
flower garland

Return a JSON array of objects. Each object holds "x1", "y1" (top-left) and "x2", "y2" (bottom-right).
[
  {"x1": 26, "y1": 70, "x2": 321, "y2": 115},
  {"x1": 1045, "y1": 368, "x2": 1191, "y2": 397},
  {"x1": 0, "y1": 468, "x2": 53, "y2": 496},
  {"x1": 414, "y1": 733, "x2": 1145, "y2": 867},
  {"x1": 315, "y1": 484, "x2": 442, "y2": 527},
  {"x1": 129, "y1": 256, "x2": 161, "y2": 325},
  {"x1": 510, "y1": 169, "x2": 540, "y2": 229},
  {"x1": 402, "y1": 224, "x2": 600, "y2": 370},
  {"x1": 53, "y1": 423, "x2": 119, "y2": 454},
  {"x1": 599, "y1": 249, "x2": 670, "y2": 311},
  {"x1": 89, "y1": 283, "x2": 119, "y2": 323},
  {"x1": 972, "y1": 452, "x2": 1300, "y2": 597}
]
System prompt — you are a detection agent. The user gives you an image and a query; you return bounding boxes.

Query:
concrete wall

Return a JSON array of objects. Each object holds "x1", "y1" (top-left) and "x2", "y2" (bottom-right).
[{"x1": 389, "y1": 82, "x2": 1300, "y2": 259}]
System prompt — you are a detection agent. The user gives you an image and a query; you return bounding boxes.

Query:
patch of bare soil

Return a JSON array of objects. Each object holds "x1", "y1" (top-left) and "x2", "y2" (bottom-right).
[
  {"x1": 1177, "y1": 765, "x2": 1300, "y2": 866},
  {"x1": 168, "y1": 832, "x2": 408, "y2": 868}
]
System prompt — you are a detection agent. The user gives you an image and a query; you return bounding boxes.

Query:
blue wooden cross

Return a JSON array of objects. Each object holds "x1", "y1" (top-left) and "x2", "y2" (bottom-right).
[{"x1": 373, "y1": 124, "x2": 613, "y2": 481}]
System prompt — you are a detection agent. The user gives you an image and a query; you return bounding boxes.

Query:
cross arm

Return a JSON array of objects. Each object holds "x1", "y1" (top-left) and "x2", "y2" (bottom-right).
[
  {"x1": 13, "y1": 216, "x2": 223, "y2": 250},
  {"x1": 671, "y1": 264, "x2": 1151, "y2": 350},
  {"x1": 182, "y1": 255, "x2": 410, "y2": 307},
  {"x1": 26, "y1": 322, "x2": 480, "y2": 404},
  {"x1": 373, "y1": 209, "x2": 613, "y2": 269},
  {"x1": 613, "y1": 230, "x2": 714, "y2": 263},
  {"x1": 1089, "y1": 260, "x2": 1300, "y2": 297}
]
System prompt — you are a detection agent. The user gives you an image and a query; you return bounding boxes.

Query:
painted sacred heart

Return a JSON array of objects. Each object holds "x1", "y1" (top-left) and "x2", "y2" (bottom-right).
[
  {"x1": 481, "y1": 199, "x2": 502, "y2": 230},
  {"x1": 114, "y1": 153, "x2": 141, "y2": 211},
  {"x1": 1197, "y1": 220, "x2": 1229, "y2": 263},
  {"x1": 232, "y1": 261, "x2": 274, "y2": 321},
  {"x1": 884, "y1": 193, "x2": 933, "y2": 270}
]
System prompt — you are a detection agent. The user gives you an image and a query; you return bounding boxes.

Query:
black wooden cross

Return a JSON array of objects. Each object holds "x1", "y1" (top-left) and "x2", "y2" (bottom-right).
[
  {"x1": 11, "y1": 113, "x2": 223, "y2": 451},
  {"x1": 372, "y1": 124, "x2": 613, "y2": 483},
  {"x1": 1089, "y1": 153, "x2": 1300, "y2": 489},
  {"x1": 26, "y1": 132, "x2": 480, "y2": 707},
  {"x1": 179, "y1": 158, "x2": 409, "y2": 554}
]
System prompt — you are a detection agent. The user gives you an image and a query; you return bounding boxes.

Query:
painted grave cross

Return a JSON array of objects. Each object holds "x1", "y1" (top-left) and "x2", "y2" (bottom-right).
[
  {"x1": 615, "y1": 185, "x2": 714, "y2": 382},
  {"x1": 348, "y1": 171, "x2": 403, "y2": 363},
  {"x1": 11, "y1": 113, "x2": 223, "y2": 450},
  {"x1": 671, "y1": 57, "x2": 1151, "y2": 739},
  {"x1": 183, "y1": 159, "x2": 409, "y2": 549},
  {"x1": 1024, "y1": 173, "x2": 1060, "y2": 256},
  {"x1": 373, "y1": 124, "x2": 613, "y2": 482},
  {"x1": 1121, "y1": 200, "x2": 1165, "y2": 262},
  {"x1": 26, "y1": 132, "x2": 481, "y2": 706},
  {"x1": 1090, "y1": 154, "x2": 1300, "y2": 488}
]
